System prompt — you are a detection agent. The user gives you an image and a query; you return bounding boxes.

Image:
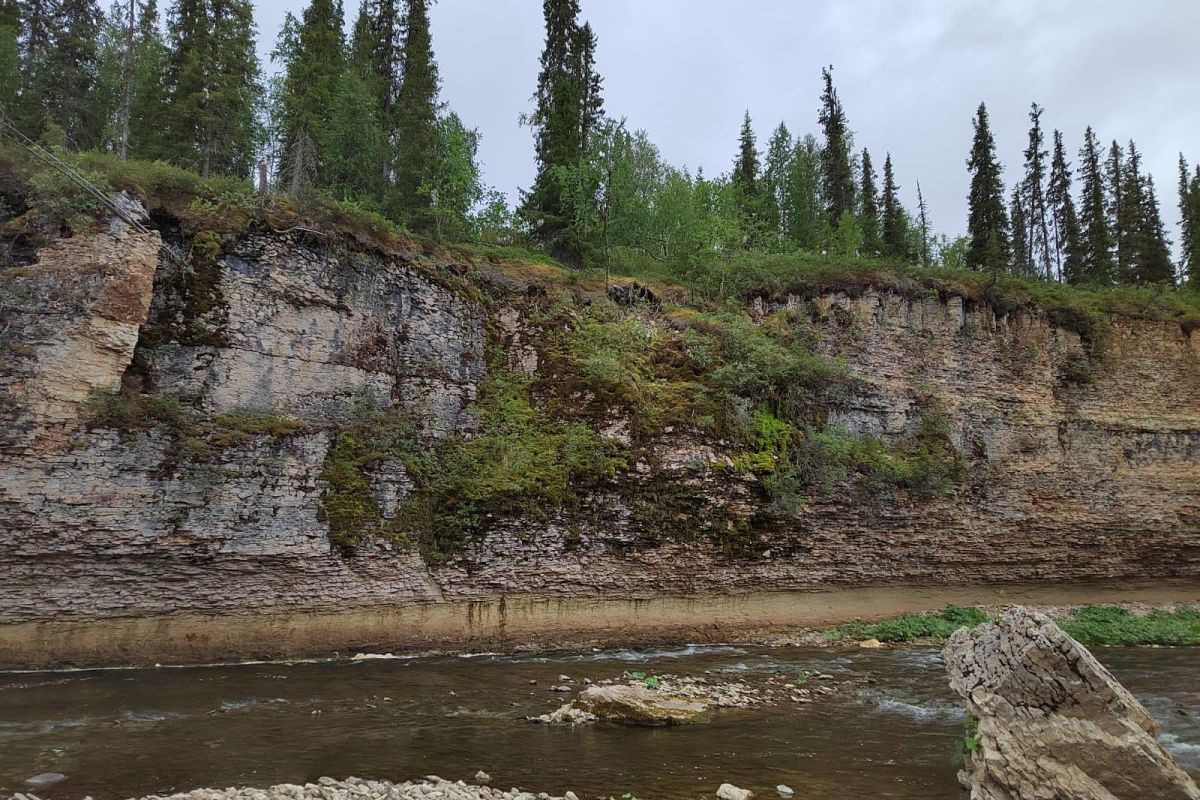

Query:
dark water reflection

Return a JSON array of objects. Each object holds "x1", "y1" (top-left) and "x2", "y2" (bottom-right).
[{"x1": 2, "y1": 645, "x2": 1197, "y2": 799}]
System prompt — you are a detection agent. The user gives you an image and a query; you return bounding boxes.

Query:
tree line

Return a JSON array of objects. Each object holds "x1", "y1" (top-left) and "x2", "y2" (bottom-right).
[{"x1": 2, "y1": 0, "x2": 1198, "y2": 287}]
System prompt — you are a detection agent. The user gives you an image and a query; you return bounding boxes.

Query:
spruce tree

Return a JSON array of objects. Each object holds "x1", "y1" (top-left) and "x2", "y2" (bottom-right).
[
  {"x1": 127, "y1": 0, "x2": 169, "y2": 160},
  {"x1": 522, "y1": 0, "x2": 603, "y2": 262},
  {"x1": 1047, "y1": 130, "x2": 1081, "y2": 282},
  {"x1": 323, "y1": 68, "x2": 386, "y2": 201},
  {"x1": 164, "y1": 0, "x2": 263, "y2": 177},
  {"x1": 965, "y1": 102, "x2": 1009, "y2": 271},
  {"x1": 1019, "y1": 103, "x2": 1052, "y2": 278},
  {"x1": 571, "y1": 20, "x2": 601, "y2": 146},
  {"x1": 1132, "y1": 175, "x2": 1173, "y2": 285},
  {"x1": 1106, "y1": 140, "x2": 1132, "y2": 279},
  {"x1": 0, "y1": 0, "x2": 17, "y2": 114},
  {"x1": 858, "y1": 148, "x2": 881, "y2": 257},
  {"x1": 13, "y1": 0, "x2": 57, "y2": 133},
  {"x1": 349, "y1": 0, "x2": 400, "y2": 135},
  {"x1": 731, "y1": 110, "x2": 759, "y2": 197},
  {"x1": 761, "y1": 122, "x2": 793, "y2": 245},
  {"x1": 393, "y1": 0, "x2": 440, "y2": 226},
  {"x1": 1116, "y1": 141, "x2": 1145, "y2": 284},
  {"x1": 818, "y1": 66, "x2": 854, "y2": 228},
  {"x1": 1009, "y1": 187, "x2": 1029, "y2": 275},
  {"x1": 1075, "y1": 127, "x2": 1115, "y2": 285},
  {"x1": 42, "y1": 0, "x2": 103, "y2": 147},
  {"x1": 916, "y1": 179, "x2": 932, "y2": 267},
  {"x1": 880, "y1": 153, "x2": 907, "y2": 260},
  {"x1": 277, "y1": 0, "x2": 344, "y2": 191},
  {"x1": 785, "y1": 134, "x2": 822, "y2": 251},
  {"x1": 1181, "y1": 156, "x2": 1200, "y2": 286}
]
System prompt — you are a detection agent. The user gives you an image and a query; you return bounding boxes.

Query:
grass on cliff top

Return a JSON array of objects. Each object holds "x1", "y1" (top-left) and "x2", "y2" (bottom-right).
[{"x1": 831, "y1": 605, "x2": 1200, "y2": 646}]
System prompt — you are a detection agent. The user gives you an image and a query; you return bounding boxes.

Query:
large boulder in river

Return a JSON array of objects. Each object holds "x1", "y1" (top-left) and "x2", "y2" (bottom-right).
[
  {"x1": 943, "y1": 607, "x2": 1200, "y2": 800},
  {"x1": 536, "y1": 682, "x2": 712, "y2": 726}
]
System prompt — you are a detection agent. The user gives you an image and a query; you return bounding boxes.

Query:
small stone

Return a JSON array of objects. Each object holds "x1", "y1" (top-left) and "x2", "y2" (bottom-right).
[
  {"x1": 550, "y1": 685, "x2": 572, "y2": 693},
  {"x1": 858, "y1": 638, "x2": 884, "y2": 649},
  {"x1": 317, "y1": 778, "x2": 337, "y2": 787},
  {"x1": 474, "y1": 771, "x2": 491, "y2": 786},
  {"x1": 557, "y1": 675, "x2": 571, "y2": 682},
  {"x1": 564, "y1": 792, "x2": 579, "y2": 800},
  {"x1": 776, "y1": 785, "x2": 794, "y2": 798},
  {"x1": 717, "y1": 784, "x2": 753, "y2": 800},
  {"x1": 25, "y1": 775, "x2": 67, "y2": 788}
]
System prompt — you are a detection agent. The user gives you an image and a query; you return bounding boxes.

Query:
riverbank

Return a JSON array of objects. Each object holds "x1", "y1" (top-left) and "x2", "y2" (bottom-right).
[{"x1": 4, "y1": 582, "x2": 1199, "y2": 670}]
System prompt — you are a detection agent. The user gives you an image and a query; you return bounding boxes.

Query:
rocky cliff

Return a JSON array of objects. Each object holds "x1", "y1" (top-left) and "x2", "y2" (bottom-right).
[{"x1": 1, "y1": 210, "x2": 1198, "y2": 663}]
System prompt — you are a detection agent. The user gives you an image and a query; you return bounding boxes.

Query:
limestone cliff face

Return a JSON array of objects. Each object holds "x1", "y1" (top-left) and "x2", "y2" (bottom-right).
[{"x1": 1, "y1": 223, "x2": 1198, "y2": 628}]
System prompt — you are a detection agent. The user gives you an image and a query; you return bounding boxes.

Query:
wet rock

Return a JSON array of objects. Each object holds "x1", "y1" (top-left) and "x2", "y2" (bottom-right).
[
  {"x1": 473, "y1": 771, "x2": 490, "y2": 786},
  {"x1": 858, "y1": 638, "x2": 883, "y2": 649},
  {"x1": 716, "y1": 784, "x2": 752, "y2": 800},
  {"x1": 576, "y1": 683, "x2": 713, "y2": 725},
  {"x1": 550, "y1": 685, "x2": 572, "y2": 693},
  {"x1": 122, "y1": 777, "x2": 572, "y2": 800},
  {"x1": 25, "y1": 773, "x2": 67, "y2": 788},
  {"x1": 775, "y1": 786, "x2": 794, "y2": 798},
  {"x1": 943, "y1": 606, "x2": 1200, "y2": 800}
]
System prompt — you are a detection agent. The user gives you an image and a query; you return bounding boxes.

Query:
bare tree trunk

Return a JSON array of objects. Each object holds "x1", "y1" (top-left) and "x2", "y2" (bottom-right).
[{"x1": 116, "y1": 0, "x2": 135, "y2": 159}]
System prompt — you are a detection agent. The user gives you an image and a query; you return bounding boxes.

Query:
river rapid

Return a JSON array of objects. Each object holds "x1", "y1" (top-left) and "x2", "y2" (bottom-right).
[{"x1": 3, "y1": 645, "x2": 1198, "y2": 800}]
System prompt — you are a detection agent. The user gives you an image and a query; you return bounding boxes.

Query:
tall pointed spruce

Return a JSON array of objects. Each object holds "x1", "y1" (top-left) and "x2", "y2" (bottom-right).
[
  {"x1": 392, "y1": 0, "x2": 440, "y2": 226},
  {"x1": 1046, "y1": 129, "x2": 1081, "y2": 283},
  {"x1": 1181, "y1": 155, "x2": 1200, "y2": 286},
  {"x1": 1019, "y1": 103, "x2": 1052, "y2": 278},
  {"x1": 965, "y1": 102, "x2": 1009, "y2": 271},
  {"x1": 277, "y1": 0, "x2": 345, "y2": 192},
  {"x1": 1076, "y1": 127, "x2": 1115, "y2": 284},
  {"x1": 818, "y1": 66, "x2": 854, "y2": 229},
  {"x1": 858, "y1": 148, "x2": 881, "y2": 257},
  {"x1": 881, "y1": 153, "x2": 906, "y2": 260}
]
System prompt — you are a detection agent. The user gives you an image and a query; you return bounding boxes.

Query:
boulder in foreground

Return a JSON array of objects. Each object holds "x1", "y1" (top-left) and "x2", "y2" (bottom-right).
[{"x1": 943, "y1": 607, "x2": 1200, "y2": 800}]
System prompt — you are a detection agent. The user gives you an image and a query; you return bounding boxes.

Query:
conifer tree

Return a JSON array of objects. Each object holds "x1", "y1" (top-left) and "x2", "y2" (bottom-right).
[
  {"x1": 1180, "y1": 155, "x2": 1200, "y2": 286},
  {"x1": 785, "y1": 134, "x2": 822, "y2": 251},
  {"x1": 1019, "y1": 103, "x2": 1051, "y2": 278},
  {"x1": 1116, "y1": 141, "x2": 1145, "y2": 284},
  {"x1": 571, "y1": 20, "x2": 601, "y2": 146},
  {"x1": 522, "y1": 0, "x2": 603, "y2": 262},
  {"x1": 125, "y1": 0, "x2": 168, "y2": 159},
  {"x1": 13, "y1": 0, "x2": 57, "y2": 133},
  {"x1": 164, "y1": 0, "x2": 263, "y2": 177},
  {"x1": 1047, "y1": 129, "x2": 1081, "y2": 282},
  {"x1": 1132, "y1": 174, "x2": 1173, "y2": 285},
  {"x1": 323, "y1": 68, "x2": 386, "y2": 201},
  {"x1": 1009, "y1": 187, "x2": 1029, "y2": 275},
  {"x1": 965, "y1": 102, "x2": 1009, "y2": 271},
  {"x1": 277, "y1": 0, "x2": 344, "y2": 190},
  {"x1": 916, "y1": 179, "x2": 931, "y2": 266},
  {"x1": 0, "y1": 0, "x2": 18, "y2": 113},
  {"x1": 42, "y1": 0, "x2": 103, "y2": 148},
  {"x1": 761, "y1": 122, "x2": 793, "y2": 245},
  {"x1": 1075, "y1": 127, "x2": 1115, "y2": 284},
  {"x1": 818, "y1": 66, "x2": 854, "y2": 228},
  {"x1": 392, "y1": 0, "x2": 441, "y2": 225},
  {"x1": 858, "y1": 148, "x2": 881, "y2": 257},
  {"x1": 349, "y1": 0, "x2": 400, "y2": 134},
  {"x1": 731, "y1": 110, "x2": 759, "y2": 197},
  {"x1": 1106, "y1": 140, "x2": 1132, "y2": 279},
  {"x1": 880, "y1": 153, "x2": 907, "y2": 260}
]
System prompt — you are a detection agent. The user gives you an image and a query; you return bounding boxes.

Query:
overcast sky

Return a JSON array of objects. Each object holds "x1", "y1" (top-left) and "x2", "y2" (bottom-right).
[{"x1": 254, "y1": 0, "x2": 1200, "y2": 241}]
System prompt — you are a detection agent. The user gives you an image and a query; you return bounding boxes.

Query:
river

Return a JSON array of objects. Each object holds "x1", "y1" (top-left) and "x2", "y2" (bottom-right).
[{"x1": 3, "y1": 645, "x2": 1198, "y2": 799}]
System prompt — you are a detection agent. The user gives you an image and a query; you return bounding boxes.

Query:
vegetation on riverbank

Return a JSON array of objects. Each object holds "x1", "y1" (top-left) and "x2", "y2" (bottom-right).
[{"x1": 831, "y1": 604, "x2": 1200, "y2": 646}]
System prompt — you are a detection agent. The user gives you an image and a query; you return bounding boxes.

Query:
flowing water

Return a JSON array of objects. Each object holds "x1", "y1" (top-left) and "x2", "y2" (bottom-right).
[{"x1": 2, "y1": 645, "x2": 1198, "y2": 800}]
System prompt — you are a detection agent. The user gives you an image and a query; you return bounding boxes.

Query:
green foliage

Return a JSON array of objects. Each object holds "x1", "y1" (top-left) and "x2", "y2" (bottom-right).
[
  {"x1": 959, "y1": 716, "x2": 982, "y2": 758},
  {"x1": 397, "y1": 370, "x2": 625, "y2": 562},
  {"x1": 623, "y1": 671, "x2": 660, "y2": 689},
  {"x1": 319, "y1": 402, "x2": 421, "y2": 553},
  {"x1": 391, "y1": 0, "x2": 440, "y2": 227},
  {"x1": 1058, "y1": 605, "x2": 1200, "y2": 647},
  {"x1": 834, "y1": 605, "x2": 989, "y2": 643},
  {"x1": 15, "y1": 167, "x2": 113, "y2": 237},
  {"x1": 85, "y1": 390, "x2": 310, "y2": 462}
]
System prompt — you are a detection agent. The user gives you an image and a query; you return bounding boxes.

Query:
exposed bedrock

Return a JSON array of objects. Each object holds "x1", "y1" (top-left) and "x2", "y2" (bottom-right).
[
  {"x1": 1, "y1": 221, "x2": 1198, "y2": 654},
  {"x1": 943, "y1": 607, "x2": 1200, "y2": 800}
]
